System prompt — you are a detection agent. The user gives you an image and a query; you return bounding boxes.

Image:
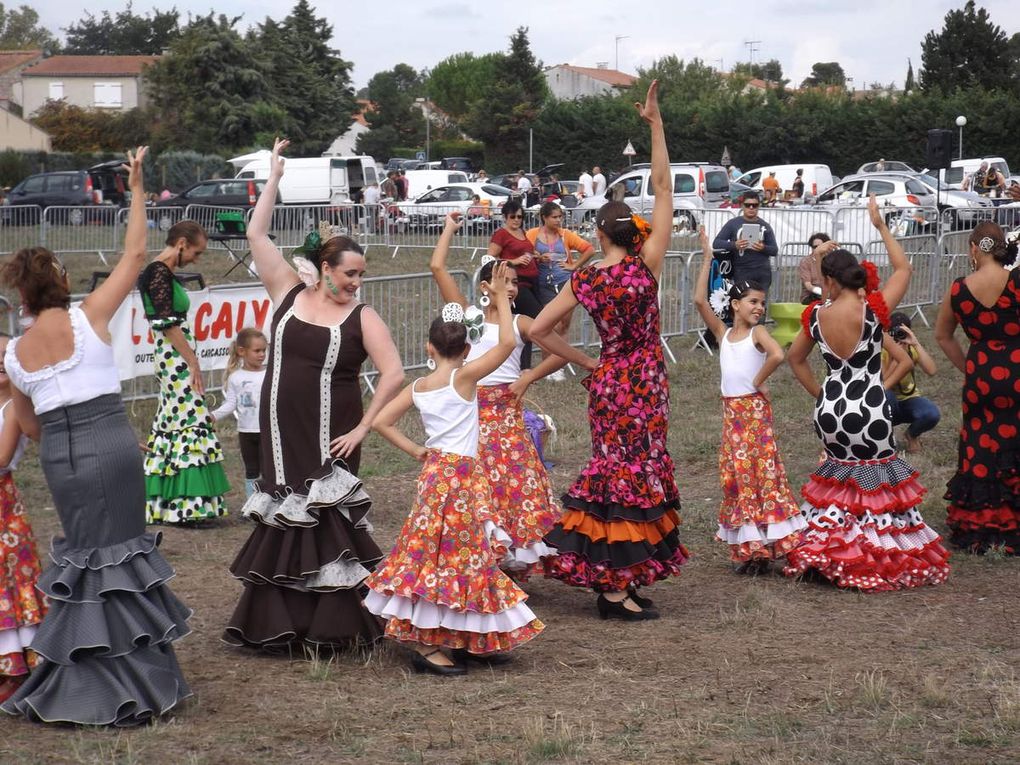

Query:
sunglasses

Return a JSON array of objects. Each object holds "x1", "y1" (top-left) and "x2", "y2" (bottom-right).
[
  {"x1": 507, "y1": 213, "x2": 524, "y2": 219},
  {"x1": 743, "y1": 203, "x2": 759, "y2": 209}
]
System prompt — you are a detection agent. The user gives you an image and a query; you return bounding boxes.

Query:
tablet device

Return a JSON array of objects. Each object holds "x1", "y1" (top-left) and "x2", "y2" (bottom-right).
[{"x1": 740, "y1": 223, "x2": 762, "y2": 245}]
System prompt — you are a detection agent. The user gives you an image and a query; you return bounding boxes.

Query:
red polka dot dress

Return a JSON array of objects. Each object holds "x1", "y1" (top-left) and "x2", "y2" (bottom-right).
[{"x1": 945, "y1": 268, "x2": 1020, "y2": 554}]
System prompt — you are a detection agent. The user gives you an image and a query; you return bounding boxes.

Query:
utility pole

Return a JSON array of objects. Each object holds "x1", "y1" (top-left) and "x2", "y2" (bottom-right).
[
  {"x1": 615, "y1": 35, "x2": 629, "y2": 70},
  {"x1": 744, "y1": 40, "x2": 761, "y2": 66}
]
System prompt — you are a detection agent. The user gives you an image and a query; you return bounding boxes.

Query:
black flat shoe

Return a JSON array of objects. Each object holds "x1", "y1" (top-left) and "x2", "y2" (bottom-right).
[
  {"x1": 596, "y1": 594, "x2": 660, "y2": 621},
  {"x1": 627, "y1": 588, "x2": 656, "y2": 610},
  {"x1": 452, "y1": 648, "x2": 512, "y2": 666},
  {"x1": 411, "y1": 650, "x2": 467, "y2": 676}
]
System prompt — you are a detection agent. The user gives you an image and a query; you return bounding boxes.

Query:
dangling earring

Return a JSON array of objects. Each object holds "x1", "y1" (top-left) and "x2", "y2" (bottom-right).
[
  {"x1": 479, "y1": 291, "x2": 490, "y2": 307},
  {"x1": 426, "y1": 357, "x2": 436, "y2": 371}
]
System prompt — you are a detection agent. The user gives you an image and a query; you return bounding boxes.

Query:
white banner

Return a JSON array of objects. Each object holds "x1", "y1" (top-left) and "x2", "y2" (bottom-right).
[{"x1": 98, "y1": 284, "x2": 274, "y2": 381}]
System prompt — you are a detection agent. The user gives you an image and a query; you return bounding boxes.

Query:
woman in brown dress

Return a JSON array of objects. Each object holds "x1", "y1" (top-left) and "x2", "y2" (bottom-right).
[{"x1": 223, "y1": 138, "x2": 404, "y2": 650}]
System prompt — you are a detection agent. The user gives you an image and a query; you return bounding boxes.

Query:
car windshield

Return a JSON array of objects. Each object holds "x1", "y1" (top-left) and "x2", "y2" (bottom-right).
[
  {"x1": 481, "y1": 185, "x2": 511, "y2": 197},
  {"x1": 917, "y1": 174, "x2": 938, "y2": 187}
]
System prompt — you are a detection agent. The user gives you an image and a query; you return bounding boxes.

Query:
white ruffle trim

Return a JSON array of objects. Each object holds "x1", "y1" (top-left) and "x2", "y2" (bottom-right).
[
  {"x1": 242, "y1": 464, "x2": 371, "y2": 530},
  {"x1": 6, "y1": 306, "x2": 86, "y2": 384},
  {"x1": 0, "y1": 625, "x2": 37, "y2": 655},
  {"x1": 363, "y1": 591, "x2": 537, "y2": 634},
  {"x1": 502, "y1": 541, "x2": 558, "y2": 570},
  {"x1": 304, "y1": 558, "x2": 372, "y2": 591},
  {"x1": 715, "y1": 516, "x2": 808, "y2": 545},
  {"x1": 801, "y1": 502, "x2": 941, "y2": 552}
]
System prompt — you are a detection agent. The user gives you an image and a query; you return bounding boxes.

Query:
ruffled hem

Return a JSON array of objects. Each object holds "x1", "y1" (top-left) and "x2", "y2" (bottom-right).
[
  {"x1": 383, "y1": 618, "x2": 543, "y2": 654},
  {"x1": 144, "y1": 463, "x2": 231, "y2": 500},
  {"x1": 1, "y1": 644, "x2": 192, "y2": 726},
  {"x1": 243, "y1": 462, "x2": 371, "y2": 530},
  {"x1": 48, "y1": 532, "x2": 163, "y2": 571},
  {"x1": 803, "y1": 457, "x2": 926, "y2": 515},
  {"x1": 501, "y1": 541, "x2": 558, "y2": 573},
  {"x1": 715, "y1": 516, "x2": 808, "y2": 562},
  {"x1": 946, "y1": 505, "x2": 1020, "y2": 555},
  {"x1": 565, "y1": 473, "x2": 680, "y2": 522},
  {"x1": 945, "y1": 466, "x2": 1020, "y2": 512},
  {"x1": 146, "y1": 495, "x2": 227, "y2": 524},
  {"x1": 364, "y1": 591, "x2": 539, "y2": 634},
  {"x1": 0, "y1": 627, "x2": 40, "y2": 678},
  {"x1": 558, "y1": 508, "x2": 680, "y2": 545},
  {"x1": 543, "y1": 545, "x2": 689, "y2": 593},
  {"x1": 143, "y1": 428, "x2": 224, "y2": 473},
  {"x1": 41, "y1": 540, "x2": 175, "y2": 603},
  {"x1": 560, "y1": 494, "x2": 681, "y2": 523},
  {"x1": 783, "y1": 503, "x2": 951, "y2": 591}
]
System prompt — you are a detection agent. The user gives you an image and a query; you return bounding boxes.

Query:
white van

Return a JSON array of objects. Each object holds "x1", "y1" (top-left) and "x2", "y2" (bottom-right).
[
  {"x1": 938, "y1": 157, "x2": 1012, "y2": 191},
  {"x1": 402, "y1": 170, "x2": 469, "y2": 200},
  {"x1": 232, "y1": 153, "x2": 378, "y2": 205},
  {"x1": 735, "y1": 164, "x2": 834, "y2": 198}
]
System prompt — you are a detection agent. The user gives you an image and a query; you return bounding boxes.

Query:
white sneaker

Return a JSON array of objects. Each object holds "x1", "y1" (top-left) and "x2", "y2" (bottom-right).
[{"x1": 548, "y1": 369, "x2": 567, "y2": 382}]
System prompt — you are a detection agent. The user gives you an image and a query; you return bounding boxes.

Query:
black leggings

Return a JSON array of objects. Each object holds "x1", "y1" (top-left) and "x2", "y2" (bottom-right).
[
  {"x1": 514, "y1": 281, "x2": 541, "y2": 369},
  {"x1": 238, "y1": 432, "x2": 262, "y2": 480}
]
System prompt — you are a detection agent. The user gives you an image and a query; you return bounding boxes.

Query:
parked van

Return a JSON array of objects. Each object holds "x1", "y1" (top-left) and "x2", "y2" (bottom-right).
[
  {"x1": 574, "y1": 162, "x2": 730, "y2": 224},
  {"x1": 938, "y1": 157, "x2": 1012, "y2": 191},
  {"x1": 735, "y1": 164, "x2": 834, "y2": 198},
  {"x1": 232, "y1": 153, "x2": 378, "y2": 205},
  {"x1": 403, "y1": 170, "x2": 469, "y2": 199}
]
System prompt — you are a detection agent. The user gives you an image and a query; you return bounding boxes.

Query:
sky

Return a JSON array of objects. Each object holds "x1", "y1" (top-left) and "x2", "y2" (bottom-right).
[{"x1": 30, "y1": 0, "x2": 1020, "y2": 90}]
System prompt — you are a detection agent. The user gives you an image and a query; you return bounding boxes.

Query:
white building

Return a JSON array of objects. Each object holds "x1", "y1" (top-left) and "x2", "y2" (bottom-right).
[{"x1": 544, "y1": 64, "x2": 636, "y2": 100}]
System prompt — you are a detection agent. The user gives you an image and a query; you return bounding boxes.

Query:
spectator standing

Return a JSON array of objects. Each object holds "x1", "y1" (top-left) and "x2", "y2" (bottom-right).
[
  {"x1": 578, "y1": 168, "x2": 594, "y2": 198},
  {"x1": 762, "y1": 171, "x2": 781, "y2": 204},
  {"x1": 516, "y1": 170, "x2": 532, "y2": 198},
  {"x1": 381, "y1": 171, "x2": 398, "y2": 200},
  {"x1": 477, "y1": 169, "x2": 488, "y2": 181},
  {"x1": 712, "y1": 191, "x2": 779, "y2": 294},
  {"x1": 592, "y1": 166, "x2": 607, "y2": 196},
  {"x1": 396, "y1": 169, "x2": 409, "y2": 201},
  {"x1": 882, "y1": 312, "x2": 940, "y2": 454},
  {"x1": 790, "y1": 168, "x2": 805, "y2": 200},
  {"x1": 362, "y1": 181, "x2": 381, "y2": 234},
  {"x1": 798, "y1": 233, "x2": 838, "y2": 303}
]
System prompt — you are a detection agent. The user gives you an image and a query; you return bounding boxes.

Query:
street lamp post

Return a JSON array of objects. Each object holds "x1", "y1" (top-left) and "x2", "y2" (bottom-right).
[
  {"x1": 416, "y1": 97, "x2": 431, "y2": 162},
  {"x1": 955, "y1": 115, "x2": 966, "y2": 160}
]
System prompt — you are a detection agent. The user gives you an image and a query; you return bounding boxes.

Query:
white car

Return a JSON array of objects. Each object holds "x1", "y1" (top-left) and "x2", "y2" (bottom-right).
[
  {"x1": 908, "y1": 173, "x2": 995, "y2": 227},
  {"x1": 394, "y1": 182, "x2": 511, "y2": 231},
  {"x1": 815, "y1": 174, "x2": 936, "y2": 210}
]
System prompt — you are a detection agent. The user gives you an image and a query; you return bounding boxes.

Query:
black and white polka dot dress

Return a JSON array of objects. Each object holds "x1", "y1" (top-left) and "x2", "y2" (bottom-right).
[{"x1": 783, "y1": 302, "x2": 951, "y2": 590}]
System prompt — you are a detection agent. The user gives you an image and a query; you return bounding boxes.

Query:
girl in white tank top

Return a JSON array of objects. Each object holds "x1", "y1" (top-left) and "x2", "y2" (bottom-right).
[
  {"x1": 692, "y1": 231, "x2": 806, "y2": 575},
  {"x1": 366, "y1": 263, "x2": 544, "y2": 675}
]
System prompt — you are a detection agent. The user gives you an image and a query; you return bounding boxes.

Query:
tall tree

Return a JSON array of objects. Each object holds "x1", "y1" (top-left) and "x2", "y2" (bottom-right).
[
  {"x1": 356, "y1": 63, "x2": 426, "y2": 159},
  {"x1": 801, "y1": 62, "x2": 846, "y2": 88},
  {"x1": 629, "y1": 56, "x2": 723, "y2": 105},
  {"x1": 919, "y1": 1, "x2": 1013, "y2": 92},
  {"x1": 463, "y1": 27, "x2": 547, "y2": 168},
  {"x1": 0, "y1": 4, "x2": 59, "y2": 52},
  {"x1": 63, "y1": 4, "x2": 180, "y2": 55},
  {"x1": 255, "y1": 0, "x2": 356, "y2": 156},
  {"x1": 427, "y1": 51, "x2": 501, "y2": 119},
  {"x1": 904, "y1": 59, "x2": 915, "y2": 92},
  {"x1": 732, "y1": 58, "x2": 788, "y2": 87}
]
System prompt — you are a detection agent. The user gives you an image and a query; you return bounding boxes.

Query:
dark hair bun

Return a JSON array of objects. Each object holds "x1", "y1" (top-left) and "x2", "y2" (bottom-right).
[{"x1": 839, "y1": 263, "x2": 867, "y2": 290}]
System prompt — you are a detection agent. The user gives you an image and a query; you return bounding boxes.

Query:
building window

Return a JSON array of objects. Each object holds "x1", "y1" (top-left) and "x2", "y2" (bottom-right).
[
  {"x1": 93, "y1": 82, "x2": 123, "y2": 108},
  {"x1": 48, "y1": 81, "x2": 64, "y2": 100}
]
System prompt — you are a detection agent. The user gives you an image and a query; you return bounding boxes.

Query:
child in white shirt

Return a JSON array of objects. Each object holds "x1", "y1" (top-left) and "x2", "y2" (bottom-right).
[{"x1": 212, "y1": 328, "x2": 267, "y2": 498}]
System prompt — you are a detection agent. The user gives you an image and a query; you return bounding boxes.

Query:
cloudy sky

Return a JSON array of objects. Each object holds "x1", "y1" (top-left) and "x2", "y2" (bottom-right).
[{"x1": 32, "y1": 0, "x2": 1020, "y2": 89}]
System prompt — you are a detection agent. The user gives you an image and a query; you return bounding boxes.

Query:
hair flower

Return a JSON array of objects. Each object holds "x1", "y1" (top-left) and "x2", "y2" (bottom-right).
[
  {"x1": 866, "y1": 291, "x2": 891, "y2": 329},
  {"x1": 709, "y1": 279, "x2": 732, "y2": 318},
  {"x1": 631, "y1": 213, "x2": 652, "y2": 245},
  {"x1": 441, "y1": 302, "x2": 486, "y2": 343},
  {"x1": 801, "y1": 300, "x2": 821, "y2": 335},
  {"x1": 861, "y1": 260, "x2": 880, "y2": 294}
]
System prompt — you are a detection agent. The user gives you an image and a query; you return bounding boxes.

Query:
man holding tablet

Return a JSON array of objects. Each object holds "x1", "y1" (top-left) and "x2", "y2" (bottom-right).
[{"x1": 711, "y1": 190, "x2": 779, "y2": 295}]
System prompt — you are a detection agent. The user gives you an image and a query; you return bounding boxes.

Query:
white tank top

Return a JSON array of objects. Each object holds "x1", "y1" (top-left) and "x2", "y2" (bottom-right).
[
  {"x1": 412, "y1": 369, "x2": 479, "y2": 458},
  {"x1": 465, "y1": 315, "x2": 523, "y2": 386},
  {"x1": 0, "y1": 400, "x2": 26, "y2": 474},
  {"x1": 720, "y1": 328, "x2": 766, "y2": 397},
  {"x1": 5, "y1": 305, "x2": 122, "y2": 415}
]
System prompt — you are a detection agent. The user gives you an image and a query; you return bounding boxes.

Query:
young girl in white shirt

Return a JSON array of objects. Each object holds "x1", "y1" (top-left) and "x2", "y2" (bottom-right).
[
  {"x1": 365, "y1": 262, "x2": 543, "y2": 676},
  {"x1": 693, "y1": 229, "x2": 807, "y2": 574},
  {"x1": 212, "y1": 328, "x2": 268, "y2": 498}
]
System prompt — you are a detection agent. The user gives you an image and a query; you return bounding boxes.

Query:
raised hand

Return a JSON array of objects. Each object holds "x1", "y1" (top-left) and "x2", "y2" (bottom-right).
[
  {"x1": 270, "y1": 137, "x2": 290, "y2": 180},
  {"x1": 698, "y1": 225, "x2": 710, "y2": 252},
  {"x1": 635, "y1": 79, "x2": 661, "y2": 124},
  {"x1": 125, "y1": 146, "x2": 147, "y2": 190},
  {"x1": 488, "y1": 261, "x2": 511, "y2": 296},
  {"x1": 445, "y1": 211, "x2": 464, "y2": 231},
  {"x1": 867, "y1": 193, "x2": 885, "y2": 229}
]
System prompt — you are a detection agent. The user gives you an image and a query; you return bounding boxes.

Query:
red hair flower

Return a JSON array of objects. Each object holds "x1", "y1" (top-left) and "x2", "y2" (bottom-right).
[
  {"x1": 866, "y1": 291, "x2": 891, "y2": 328},
  {"x1": 861, "y1": 260, "x2": 880, "y2": 294},
  {"x1": 801, "y1": 300, "x2": 821, "y2": 335},
  {"x1": 631, "y1": 214, "x2": 652, "y2": 246}
]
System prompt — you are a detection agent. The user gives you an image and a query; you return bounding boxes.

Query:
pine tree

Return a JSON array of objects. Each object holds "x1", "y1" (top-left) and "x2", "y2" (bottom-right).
[
  {"x1": 919, "y1": 1, "x2": 1012, "y2": 92},
  {"x1": 904, "y1": 59, "x2": 915, "y2": 92}
]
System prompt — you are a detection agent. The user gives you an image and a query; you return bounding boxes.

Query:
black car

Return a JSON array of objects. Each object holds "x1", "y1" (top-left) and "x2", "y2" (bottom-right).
[
  {"x1": 4, "y1": 162, "x2": 127, "y2": 223},
  {"x1": 154, "y1": 179, "x2": 275, "y2": 209},
  {"x1": 440, "y1": 156, "x2": 474, "y2": 173}
]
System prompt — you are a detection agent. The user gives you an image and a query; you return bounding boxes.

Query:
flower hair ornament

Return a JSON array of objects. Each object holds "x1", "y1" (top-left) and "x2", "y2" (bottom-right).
[
  {"x1": 478, "y1": 254, "x2": 497, "y2": 306},
  {"x1": 617, "y1": 213, "x2": 652, "y2": 249},
  {"x1": 441, "y1": 302, "x2": 486, "y2": 343},
  {"x1": 861, "y1": 260, "x2": 880, "y2": 294},
  {"x1": 292, "y1": 220, "x2": 337, "y2": 287},
  {"x1": 978, "y1": 236, "x2": 996, "y2": 253},
  {"x1": 709, "y1": 279, "x2": 733, "y2": 318}
]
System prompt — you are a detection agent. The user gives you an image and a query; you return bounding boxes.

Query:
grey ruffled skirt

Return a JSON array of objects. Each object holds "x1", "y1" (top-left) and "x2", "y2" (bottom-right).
[{"x1": 1, "y1": 393, "x2": 192, "y2": 726}]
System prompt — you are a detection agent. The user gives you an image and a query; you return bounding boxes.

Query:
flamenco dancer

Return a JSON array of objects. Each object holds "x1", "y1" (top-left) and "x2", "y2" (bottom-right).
[
  {"x1": 530, "y1": 80, "x2": 688, "y2": 620},
  {"x1": 430, "y1": 212, "x2": 560, "y2": 577},
  {"x1": 223, "y1": 139, "x2": 404, "y2": 651},
  {"x1": 935, "y1": 222, "x2": 1020, "y2": 554},
  {"x1": 692, "y1": 229, "x2": 806, "y2": 572},
  {"x1": 2, "y1": 148, "x2": 193, "y2": 725},
  {"x1": 366, "y1": 264, "x2": 543, "y2": 675},
  {"x1": 785, "y1": 196, "x2": 951, "y2": 590}
]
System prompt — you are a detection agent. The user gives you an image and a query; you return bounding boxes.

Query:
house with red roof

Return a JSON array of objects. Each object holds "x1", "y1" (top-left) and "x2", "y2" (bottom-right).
[
  {"x1": 544, "y1": 64, "x2": 637, "y2": 100},
  {"x1": 0, "y1": 49, "x2": 44, "y2": 111},
  {"x1": 16, "y1": 55, "x2": 159, "y2": 117}
]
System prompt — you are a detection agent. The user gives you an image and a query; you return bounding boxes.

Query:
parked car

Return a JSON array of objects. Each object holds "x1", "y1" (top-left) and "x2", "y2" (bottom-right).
[
  {"x1": 814, "y1": 174, "x2": 935, "y2": 210},
  {"x1": 234, "y1": 154, "x2": 378, "y2": 205},
  {"x1": 394, "y1": 182, "x2": 511, "y2": 230},
  {"x1": 386, "y1": 157, "x2": 414, "y2": 171},
  {"x1": 857, "y1": 160, "x2": 916, "y2": 174},
  {"x1": 734, "y1": 164, "x2": 834, "y2": 199},
  {"x1": 154, "y1": 178, "x2": 277, "y2": 209},
  {"x1": 908, "y1": 173, "x2": 995, "y2": 225},
  {"x1": 440, "y1": 157, "x2": 475, "y2": 174},
  {"x1": 4, "y1": 162, "x2": 127, "y2": 223},
  {"x1": 936, "y1": 157, "x2": 1012, "y2": 194},
  {"x1": 402, "y1": 170, "x2": 469, "y2": 200}
]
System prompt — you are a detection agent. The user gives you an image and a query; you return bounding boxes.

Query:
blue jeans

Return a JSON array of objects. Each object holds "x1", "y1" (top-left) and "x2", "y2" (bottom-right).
[
  {"x1": 537, "y1": 262, "x2": 571, "y2": 305},
  {"x1": 885, "y1": 392, "x2": 941, "y2": 439}
]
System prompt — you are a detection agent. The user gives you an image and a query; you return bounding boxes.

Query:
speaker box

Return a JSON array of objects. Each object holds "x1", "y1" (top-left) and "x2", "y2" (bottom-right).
[{"x1": 926, "y1": 129, "x2": 953, "y2": 170}]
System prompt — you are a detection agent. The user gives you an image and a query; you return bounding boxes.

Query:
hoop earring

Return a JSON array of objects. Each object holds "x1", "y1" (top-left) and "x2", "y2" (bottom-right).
[
  {"x1": 479, "y1": 291, "x2": 490, "y2": 308},
  {"x1": 426, "y1": 358, "x2": 436, "y2": 371}
]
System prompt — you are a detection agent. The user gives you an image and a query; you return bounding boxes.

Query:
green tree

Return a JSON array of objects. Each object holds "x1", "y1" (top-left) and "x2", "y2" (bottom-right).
[
  {"x1": 145, "y1": 14, "x2": 275, "y2": 154},
  {"x1": 732, "y1": 58, "x2": 788, "y2": 87},
  {"x1": 904, "y1": 59, "x2": 916, "y2": 92},
  {"x1": 355, "y1": 63, "x2": 426, "y2": 160},
  {"x1": 801, "y1": 62, "x2": 846, "y2": 88},
  {"x1": 629, "y1": 56, "x2": 723, "y2": 105},
  {"x1": 919, "y1": 1, "x2": 1013, "y2": 92},
  {"x1": 32, "y1": 101, "x2": 151, "y2": 151},
  {"x1": 0, "y1": 3, "x2": 59, "y2": 52},
  {"x1": 254, "y1": 0, "x2": 356, "y2": 156},
  {"x1": 63, "y1": 4, "x2": 180, "y2": 55},
  {"x1": 427, "y1": 51, "x2": 501, "y2": 119}
]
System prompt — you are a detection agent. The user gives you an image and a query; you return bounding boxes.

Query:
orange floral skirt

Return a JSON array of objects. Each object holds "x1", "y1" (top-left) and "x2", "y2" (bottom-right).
[
  {"x1": 715, "y1": 394, "x2": 806, "y2": 562},
  {"x1": 364, "y1": 452, "x2": 543, "y2": 654}
]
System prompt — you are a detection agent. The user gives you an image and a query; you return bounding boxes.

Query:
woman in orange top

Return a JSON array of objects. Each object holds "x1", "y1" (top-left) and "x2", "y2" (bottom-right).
[{"x1": 527, "y1": 201, "x2": 595, "y2": 335}]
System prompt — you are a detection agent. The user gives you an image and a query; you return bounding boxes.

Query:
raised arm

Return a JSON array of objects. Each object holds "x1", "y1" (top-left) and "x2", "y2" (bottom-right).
[
  {"x1": 692, "y1": 227, "x2": 727, "y2": 341},
  {"x1": 870, "y1": 195, "x2": 912, "y2": 310},
  {"x1": 458, "y1": 263, "x2": 515, "y2": 392},
  {"x1": 83, "y1": 147, "x2": 149, "y2": 330},
  {"x1": 429, "y1": 212, "x2": 469, "y2": 307},
  {"x1": 636, "y1": 79, "x2": 672, "y2": 280},
  {"x1": 249, "y1": 138, "x2": 301, "y2": 304},
  {"x1": 934, "y1": 286, "x2": 966, "y2": 373}
]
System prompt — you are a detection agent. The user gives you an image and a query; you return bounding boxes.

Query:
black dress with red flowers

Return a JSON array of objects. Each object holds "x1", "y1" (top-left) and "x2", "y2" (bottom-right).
[{"x1": 946, "y1": 267, "x2": 1020, "y2": 554}]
